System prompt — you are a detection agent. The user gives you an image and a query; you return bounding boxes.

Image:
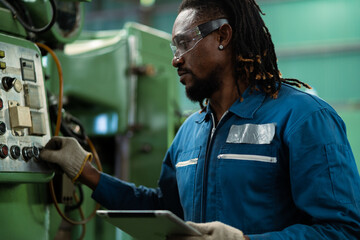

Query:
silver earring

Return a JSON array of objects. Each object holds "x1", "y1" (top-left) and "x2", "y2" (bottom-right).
[{"x1": 218, "y1": 45, "x2": 224, "y2": 50}]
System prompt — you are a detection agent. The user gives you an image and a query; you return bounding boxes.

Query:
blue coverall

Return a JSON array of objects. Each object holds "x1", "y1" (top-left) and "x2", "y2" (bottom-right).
[{"x1": 93, "y1": 84, "x2": 360, "y2": 239}]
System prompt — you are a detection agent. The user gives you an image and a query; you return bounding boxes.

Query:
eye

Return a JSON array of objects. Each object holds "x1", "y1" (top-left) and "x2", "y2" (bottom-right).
[{"x1": 178, "y1": 39, "x2": 189, "y2": 50}]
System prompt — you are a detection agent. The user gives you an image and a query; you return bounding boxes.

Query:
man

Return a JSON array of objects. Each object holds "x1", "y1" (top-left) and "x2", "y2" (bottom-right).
[{"x1": 40, "y1": 0, "x2": 360, "y2": 239}]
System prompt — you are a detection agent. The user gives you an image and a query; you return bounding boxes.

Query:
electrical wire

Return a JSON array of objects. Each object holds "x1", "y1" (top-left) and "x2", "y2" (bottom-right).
[
  {"x1": 74, "y1": 191, "x2": 86, "y2": 240},
  {"x1": 36, "y1": 43, "x2": 102, "y2": 228},
  {"x1": 86, "y1": 136, "x2": 103, "y2": 172},
  {"x1": 0, "y1": 0, "x2": 57, "y2": 33},
  {"x1": 8, "y1": 0, "x2": 34, "y2": 28},
  {"x1": 47, "y1": 96, "x2": 87, "y2": 147},
  {"x1": 67, "y1": 184, "x2": 84, "y2": 211}
]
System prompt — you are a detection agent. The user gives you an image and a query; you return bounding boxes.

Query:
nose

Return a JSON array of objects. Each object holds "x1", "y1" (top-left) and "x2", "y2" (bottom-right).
[{"x1": 172, "y1": 55, "x2": 184, "y2": 68}]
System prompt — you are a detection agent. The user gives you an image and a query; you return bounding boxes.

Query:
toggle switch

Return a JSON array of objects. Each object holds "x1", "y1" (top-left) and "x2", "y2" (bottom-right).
[
  {"x1": 2, "y1": 77, "x2": 22, "y2": 92},
  {"x1": 2, "y1": 77, "x2": 16, "y2": 91}
]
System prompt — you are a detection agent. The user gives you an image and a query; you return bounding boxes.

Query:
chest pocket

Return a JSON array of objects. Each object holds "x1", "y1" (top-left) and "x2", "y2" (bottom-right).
[{"x1": 175, "y1": 147, "x2": 201, "y2": 220}]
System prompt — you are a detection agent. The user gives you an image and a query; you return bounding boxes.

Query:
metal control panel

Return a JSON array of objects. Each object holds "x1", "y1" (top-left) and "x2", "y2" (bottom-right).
[{"x1": 0, "y1": 40, "x2": 51, "y2": 173}]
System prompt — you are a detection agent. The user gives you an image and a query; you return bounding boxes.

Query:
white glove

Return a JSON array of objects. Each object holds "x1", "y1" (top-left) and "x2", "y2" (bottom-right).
[
  {"x1": 168, "y1": 221, "x2": 246, "y2": 240},
  {"x1": 40, "y1": 136, "x2": 92, "y2": 182}
]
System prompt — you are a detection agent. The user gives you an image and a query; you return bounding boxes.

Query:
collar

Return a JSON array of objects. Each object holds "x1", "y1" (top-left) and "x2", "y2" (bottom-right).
[
  {"x1": 195, "y1": 87, "x2": 266, "y2": 123},
  {"x1": 195, "y1": 105, "x2": 212, "y2": 124},
  {"x1": 229, "y1": 87, "x2": 266, "y2": 119}
]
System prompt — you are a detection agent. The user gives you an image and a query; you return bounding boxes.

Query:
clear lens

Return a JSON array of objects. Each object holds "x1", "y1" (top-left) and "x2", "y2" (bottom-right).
[
  {"x1": 170, "y1": 27, "x2": 202, "y2": 58},
  {"x1": 170, "y1": 19, "x2": 229, "y2": 59}
]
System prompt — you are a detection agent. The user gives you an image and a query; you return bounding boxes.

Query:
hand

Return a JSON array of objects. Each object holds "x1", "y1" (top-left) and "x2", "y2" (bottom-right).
[
  {"x1": 40, "y1": 136, "x2": 92, "y2": 182},
  {"x1": 168, "y1": 221, "x2": 246, "y2": 240}
]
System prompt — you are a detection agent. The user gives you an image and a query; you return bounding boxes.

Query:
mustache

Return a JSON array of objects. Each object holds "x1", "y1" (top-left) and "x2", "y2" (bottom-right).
[{"x1": 178, "y1": 67, "x2": 192, "y2": 74}]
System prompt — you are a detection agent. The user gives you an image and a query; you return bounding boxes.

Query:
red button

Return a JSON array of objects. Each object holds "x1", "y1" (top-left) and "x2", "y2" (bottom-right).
[{"x1": 0, "y1": 144, "x2": 8, "y2": 158}]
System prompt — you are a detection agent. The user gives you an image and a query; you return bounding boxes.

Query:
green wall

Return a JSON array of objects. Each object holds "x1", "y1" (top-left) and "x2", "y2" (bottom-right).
[{"x1": 260, "y1": 0, "x2": 360, "y2": 172}]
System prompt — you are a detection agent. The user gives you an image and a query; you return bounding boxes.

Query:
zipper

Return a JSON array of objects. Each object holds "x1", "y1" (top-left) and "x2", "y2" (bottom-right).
[
  {"x1": 218, "y1": 154, "x2": 277, "y2": 163},
  {"x1": 201, "y1": 111, "x2": 228, "y2": 222}
]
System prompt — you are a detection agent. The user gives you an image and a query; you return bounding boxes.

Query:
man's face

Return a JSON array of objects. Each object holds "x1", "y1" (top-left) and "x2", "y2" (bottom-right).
[{"x1": 171, "y1": 9, "x2": 224, "y2": 103}]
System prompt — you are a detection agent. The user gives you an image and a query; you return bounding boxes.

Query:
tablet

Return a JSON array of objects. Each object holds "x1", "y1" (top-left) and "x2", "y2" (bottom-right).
[{"x1": 96, "y1": 210, "x2": 202, "y2": 240}]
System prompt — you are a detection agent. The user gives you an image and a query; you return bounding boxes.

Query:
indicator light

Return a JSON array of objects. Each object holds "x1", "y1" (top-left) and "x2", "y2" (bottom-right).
[{"x1": 0, "y1": 144, "x2": 8, "y2": 158}]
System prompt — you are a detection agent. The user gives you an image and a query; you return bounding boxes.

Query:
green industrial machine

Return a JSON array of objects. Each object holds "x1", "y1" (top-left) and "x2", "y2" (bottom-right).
[
  {"x1": 0, "y1": 0, "x2": 91, "y2": 239},
  {"x1": 46, "y1": 22, "x2": 179, "y2": 184},
  {"x1": 0, "y1": 0, "x2": 179, "y2": 239}
]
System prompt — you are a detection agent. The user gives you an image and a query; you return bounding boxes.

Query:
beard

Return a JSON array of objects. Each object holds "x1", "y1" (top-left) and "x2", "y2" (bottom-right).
[{"x1": 185, "y1": 66, "x2": 222, "y2": 103}]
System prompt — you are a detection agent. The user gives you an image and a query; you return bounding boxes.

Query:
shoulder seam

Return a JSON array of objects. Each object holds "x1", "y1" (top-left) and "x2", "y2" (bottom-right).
[{"x1": 285, "y1": 108, "x2": 330, "y2": 143}]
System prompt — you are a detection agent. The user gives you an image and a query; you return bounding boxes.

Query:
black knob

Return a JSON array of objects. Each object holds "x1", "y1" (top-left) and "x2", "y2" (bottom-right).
[
  {"x1": 22, "y1": 147, "x2": 35, "y2": 161},
  {"x1": 0, "y1": 144, "x2": 8, "y2": 158},
  {"x1": 2, "y1": 77, "x2": 16, "y2": 91},
  {"x1": 33, "y1": 146, "x2": 40, "y2": 159},
  {"x1": 10, "y1": 145, "x2": 20, "y2": 159},
  {"x1": 0, "y1": 121, "x2": 5, "y2": 135}
]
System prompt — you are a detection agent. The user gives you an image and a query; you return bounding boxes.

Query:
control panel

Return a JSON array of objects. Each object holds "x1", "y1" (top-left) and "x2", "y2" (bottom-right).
[{"x1": 0, "y1": 40, "x2": 51, "y2": 173}]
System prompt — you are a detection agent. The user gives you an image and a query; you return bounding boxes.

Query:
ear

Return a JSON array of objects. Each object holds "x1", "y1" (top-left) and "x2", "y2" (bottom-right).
[{"x1": 217, "y1": 23, "x2": 233, "y2": 49}]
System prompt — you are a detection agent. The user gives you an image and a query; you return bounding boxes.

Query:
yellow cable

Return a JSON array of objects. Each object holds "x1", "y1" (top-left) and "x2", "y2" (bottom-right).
[{"x1": 86, "y1": 136, "x2": 103, "y2": 172}]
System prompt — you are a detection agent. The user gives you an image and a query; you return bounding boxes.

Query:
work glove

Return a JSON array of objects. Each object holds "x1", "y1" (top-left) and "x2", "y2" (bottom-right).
[
  {"x1": 40, "y1": 136, "x2": 93, "y2": 182},
  {"x1": 168, "y1": 221, "x2": 246, "y2": 240}
]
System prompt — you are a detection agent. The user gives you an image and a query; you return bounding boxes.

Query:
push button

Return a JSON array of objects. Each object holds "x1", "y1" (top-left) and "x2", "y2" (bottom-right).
[{"x1": 10, "y1": 145, "x2": 20, "y2": 159}]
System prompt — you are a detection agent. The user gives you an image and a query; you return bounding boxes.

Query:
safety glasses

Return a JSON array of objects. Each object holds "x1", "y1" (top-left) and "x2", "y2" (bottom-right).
[{"x1": 170, "y1": 18, "x2": 229, "y2": 59}]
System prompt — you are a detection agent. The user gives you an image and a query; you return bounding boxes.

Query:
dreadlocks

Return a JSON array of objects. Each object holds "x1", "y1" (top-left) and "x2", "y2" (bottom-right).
[{"x1": 179, "y1": 0, "x2": 311, "y2": 108}]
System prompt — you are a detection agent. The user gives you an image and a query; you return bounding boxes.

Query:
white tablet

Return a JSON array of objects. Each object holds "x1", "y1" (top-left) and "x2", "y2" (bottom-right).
[{"x1": 96, "y1": 210, "x2": 202, "y2": 240}]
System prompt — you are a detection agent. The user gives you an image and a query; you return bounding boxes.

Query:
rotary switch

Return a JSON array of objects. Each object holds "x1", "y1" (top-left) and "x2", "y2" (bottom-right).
[
  {"x1": 2, "y1": 77, "x2": 16, "y2": 91},
  {"x1": 2, "y1": 77, "x2": 22, "y2": 92},
  {"x1": 22, "y1": 146, "x2": 39, "y2": 161}
]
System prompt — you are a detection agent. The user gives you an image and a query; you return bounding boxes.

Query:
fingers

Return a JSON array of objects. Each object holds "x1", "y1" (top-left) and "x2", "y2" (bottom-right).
[
  {"x1": 40, "y1": 136, "x2": 69, "y2": 163},
  {"x1": 39, "y1": 148, "x2": 59, "y2": 163},
  {"x1": 187, "y1": 222, "x2": 212, "y2": 234},
  {"x1": 166, "y1": 222, "x2": 207, "y2": 240},
  {"x1": 43, "y1": 136, "x2": 79, "y2": 151},
  {"x1": 43, "y1": 136, "x2": 64, "y2": 150}
]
